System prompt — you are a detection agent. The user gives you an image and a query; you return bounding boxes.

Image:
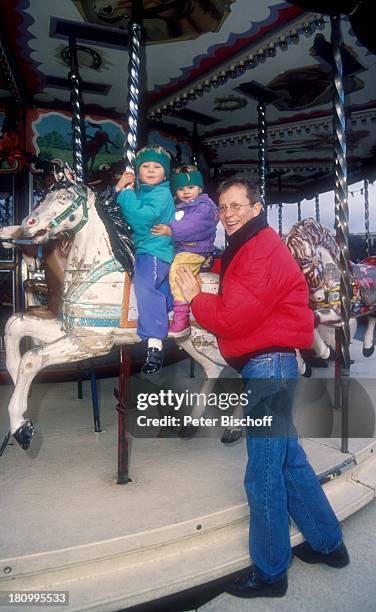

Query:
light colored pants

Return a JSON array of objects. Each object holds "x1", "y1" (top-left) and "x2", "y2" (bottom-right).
[{"x1": 169, "y1": 252, "x2": 205, "y2": 301}]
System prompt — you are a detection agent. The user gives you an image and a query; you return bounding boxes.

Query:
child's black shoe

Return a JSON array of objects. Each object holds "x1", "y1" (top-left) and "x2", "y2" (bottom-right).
[{"x1": 142, "y1": 347, "x2": 164, "y2": 375}]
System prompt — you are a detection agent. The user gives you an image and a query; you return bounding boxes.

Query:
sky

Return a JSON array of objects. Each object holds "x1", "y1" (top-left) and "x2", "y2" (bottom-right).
[{"x1": 215, "y1": 180, "x2": 376, "y2": 248}]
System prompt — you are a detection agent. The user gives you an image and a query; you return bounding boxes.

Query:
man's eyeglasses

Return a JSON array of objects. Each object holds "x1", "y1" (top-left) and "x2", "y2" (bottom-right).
[{"x1": 218, "y1": 203, "x2": 253, "y2": 215}]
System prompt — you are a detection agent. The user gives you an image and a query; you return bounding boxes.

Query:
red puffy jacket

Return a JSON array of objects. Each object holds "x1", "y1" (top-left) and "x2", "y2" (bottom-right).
[{"x1": 192, "y1": 226, "x2": 313, "y2": 359}]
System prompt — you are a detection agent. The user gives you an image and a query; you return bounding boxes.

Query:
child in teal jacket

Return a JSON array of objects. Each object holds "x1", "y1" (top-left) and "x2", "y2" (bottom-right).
[{"x1": 116, "y1": 146, "x2": 175, "y2": 374}]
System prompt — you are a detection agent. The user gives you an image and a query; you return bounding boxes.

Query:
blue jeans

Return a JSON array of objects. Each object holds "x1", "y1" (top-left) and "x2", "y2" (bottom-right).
[
  {"x1": 133, "y1": 254, "x2": 171, "y2": 340},
  {"x1": 242, "y1": 352, "x2": 342, "y2": 583}
]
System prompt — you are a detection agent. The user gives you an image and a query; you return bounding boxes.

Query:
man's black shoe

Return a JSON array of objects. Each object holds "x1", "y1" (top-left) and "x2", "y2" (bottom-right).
[
  {"x1": 225, "y1": 566, "x2": 287, "y2": 598},
  {"x1": 142, "y1": 347, "x2": 163, "y2": 375},
  {"x1": 293, "y1": 541, "x2": 349, "y2": 568}
]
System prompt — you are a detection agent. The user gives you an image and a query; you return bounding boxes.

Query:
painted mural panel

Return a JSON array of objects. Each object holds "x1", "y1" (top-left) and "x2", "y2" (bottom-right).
[
  {"x1": 26, "y1": 110, "x2": 192, "y2": 176},
  {"x1": 27, "y1": 109, "x2": 126, "y2": 172},
  {"x1": 0, "y1": 109, "x2": 23, "y2": 173}
]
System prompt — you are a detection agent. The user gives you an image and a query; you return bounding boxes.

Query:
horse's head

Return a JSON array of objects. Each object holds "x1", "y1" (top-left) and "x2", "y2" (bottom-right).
[
  {"x1": 286, "y1": 218, "x2": 342, "y2": 309},
  {"x1": 21, "y1": 181, "x2": 91, "y2": 243}
]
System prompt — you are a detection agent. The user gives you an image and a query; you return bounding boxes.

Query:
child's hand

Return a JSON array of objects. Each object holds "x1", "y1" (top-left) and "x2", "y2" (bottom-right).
[
  {"x1": 151, "y1": 224, "x2": 172, "y2": 236},
  {"x1": 115, "y1": 170, "x2": 135, "y2": 192}
]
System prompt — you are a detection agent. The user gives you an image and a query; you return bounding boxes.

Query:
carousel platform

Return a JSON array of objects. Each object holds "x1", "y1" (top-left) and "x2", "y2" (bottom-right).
[{"x1": 0, "y1": 339, "x2": 375, "y2": 611}]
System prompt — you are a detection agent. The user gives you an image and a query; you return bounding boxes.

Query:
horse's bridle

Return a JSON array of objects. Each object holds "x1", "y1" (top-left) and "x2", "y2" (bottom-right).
[{"x1": 47, "y1": 184, "x2": 89, "y2": 235}]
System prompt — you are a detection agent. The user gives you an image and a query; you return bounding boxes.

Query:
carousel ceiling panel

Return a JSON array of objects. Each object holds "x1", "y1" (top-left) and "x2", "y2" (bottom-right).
[
  {"x1": 0, "y1": 0, "x2": 306, "y2": 112},
  {"x1": 72, "y1": 0, "x2": 235, "y2": 43},
  {"x1": 150, "y1": 16, "x2": 374, "y2": 125},
  {"x1": 0, "y1": 0, "x2": 375, "y2": 194},
  {"x1": 150, "y1": 13, "x2": 376, "y2": 182}
]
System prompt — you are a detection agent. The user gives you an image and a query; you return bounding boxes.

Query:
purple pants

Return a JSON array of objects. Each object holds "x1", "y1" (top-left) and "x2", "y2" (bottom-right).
[{"x1": 133, "y1": 253, "x2": 171, "y2": 340}]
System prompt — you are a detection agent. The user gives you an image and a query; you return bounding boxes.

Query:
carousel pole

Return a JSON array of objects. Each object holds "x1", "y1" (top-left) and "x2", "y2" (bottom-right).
[
  {"x1": 315, "y1": 193, "x2": 320, "y2": 223},
  {"x1": 191, "y1": 120, "x2": 199, "y2": 167},
  {"x1": 68, "y1": 36, "x2": 86, "y2": 182},
  {"x1": 278, "y1": 202, "x2": 283, "y2": 238},
  {"x1": 68, "y1": 37, "x2": 101, "y2": 430},
  {"x1": 117, "y1": 2, "x2": 143, "y2": 485},
  {"x1": 257, "y1": 99, "x2": 267, "y2": 215},
  {"x1": 364, "y1": 179, "x2": 370, "y2": 257},
  {"x1": 297, "y1": 200, "x2": 302, "y2": 222},
  {"x1": 188, "y1": 119, "x2": 200, "y2": 378},
  {"x1": 331, "y1": 15, "x2": 351, "y2": 454},
  {"x1": 124, "y1": 6, "x2": 142, "y2": 172}
]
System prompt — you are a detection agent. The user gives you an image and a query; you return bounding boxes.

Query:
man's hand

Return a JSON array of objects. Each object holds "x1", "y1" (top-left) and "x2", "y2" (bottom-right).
[
  {"x1": 115, "y1": 170, "x2": 135, "y2": 192},
  {"x1": 176, "y1": 266, "x2": 201, "y2": 303},
  {"x1": 151, "y1": 224, "x2": 172, "y2": 236}
]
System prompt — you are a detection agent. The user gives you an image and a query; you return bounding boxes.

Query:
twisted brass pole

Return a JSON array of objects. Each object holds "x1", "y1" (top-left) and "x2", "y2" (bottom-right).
[
  {"x1": 257, "y1": 100, "x2": 267, "y2": 215},
  {"x1": 278, "y1": 202, "x2": 283, "y2": 237},
  {"x1": 332, "y1": 16, "x2": 351, "y2": 371},
  {"x1": 331, "y1": 15, "x2": 350, "y2": 453},
  {"x1": 124, "y1": 17, "x2": 142, "y2": 170},
  {"x1": 118, "y1": 6, "x2": 143, "y2": 485},
  {"x1": 364, "y1": 179, "x2": 370, "y2": 257},
  {"x1": 315, "y1": 193, "x2": 320, "y2": 222},
  {"x1": 68, "y1": 36, "x2": 85, "y2": 183}
]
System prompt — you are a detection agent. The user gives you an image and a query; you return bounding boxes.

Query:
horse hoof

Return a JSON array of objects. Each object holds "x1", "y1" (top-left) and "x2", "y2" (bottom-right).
[
  {"x1": 13, "y1": 420, "x2": 34, "y2": 450},
  {"x1": 302, "y1": 363, "x2": 312, "y2": 378},
  {"x1": 363, "y1": 346, "x2": 374, "y2": 358},
  {"x1": 221, "y1": 428, "x2": 243, "y2": 444},
  {"x1": 178, "y1": 424, "x2": 199, "y2": 439}
]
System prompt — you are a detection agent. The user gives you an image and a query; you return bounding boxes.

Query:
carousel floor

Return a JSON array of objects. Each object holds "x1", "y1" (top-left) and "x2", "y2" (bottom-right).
[{"x1": 0, "y1": 339, "x2": 375, "y2": 611}]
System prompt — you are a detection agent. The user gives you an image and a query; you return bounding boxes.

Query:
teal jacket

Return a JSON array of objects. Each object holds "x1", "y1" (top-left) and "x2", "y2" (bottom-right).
[{"x1": 117, "y1": 181, "x2": 175, "y2": 263}]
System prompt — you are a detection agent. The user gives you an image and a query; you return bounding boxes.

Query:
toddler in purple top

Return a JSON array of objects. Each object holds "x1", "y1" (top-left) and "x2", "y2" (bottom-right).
[{"x1": 152, "y1": 165, "x2": 218, "y2": 337}]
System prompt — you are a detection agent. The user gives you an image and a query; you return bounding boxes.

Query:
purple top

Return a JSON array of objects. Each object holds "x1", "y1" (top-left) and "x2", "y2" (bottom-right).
[{"x1": 169, "y1": 193, "x2": 219, "y2": 255}]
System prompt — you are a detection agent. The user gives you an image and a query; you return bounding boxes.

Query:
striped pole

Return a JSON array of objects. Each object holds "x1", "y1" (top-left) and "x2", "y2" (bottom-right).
[
  {"x1": 257, "y1": 100, "x2": 267, "y2": 215},
  {"x1": 315, "y1": 193, "x2": 320, "y2": 222},
  {"x1": 118, "y1": 3, "x2": 143, "y2": 484},
  {"x1": 278, "y1": 202, "x2": 283, "y2": 237},
  {"x1": 123, "y1": 11, "x2": 142, "y2": 171},
  {"x1": 68, "y1": 36, "x2": 85, "y2": 182},
  {"x1": 364, "y1": 179, "x2": 370, "y2": 257},
  {"x1": 331, "y1": 15, "x2": 350, "y2": 453}
]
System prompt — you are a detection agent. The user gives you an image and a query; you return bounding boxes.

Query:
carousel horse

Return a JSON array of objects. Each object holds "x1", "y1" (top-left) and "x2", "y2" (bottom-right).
[
  {"x1": 0, "y1": 226, "x2": 72, "y2": 318},
  {"x1": 2, "y1": 180, "x2": 372, "y2": 450},
  {"x1": 286, "y1": 217, "x2": 376, "y2": 357},
  {"x1": 0, "y1": 174, "x2": 232, "y2": 451}
]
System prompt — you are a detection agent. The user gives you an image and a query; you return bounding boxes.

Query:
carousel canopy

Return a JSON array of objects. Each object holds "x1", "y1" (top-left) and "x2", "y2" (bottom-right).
[{"x1": 0, "y1": 0, "x2": 375, "y2": 201}]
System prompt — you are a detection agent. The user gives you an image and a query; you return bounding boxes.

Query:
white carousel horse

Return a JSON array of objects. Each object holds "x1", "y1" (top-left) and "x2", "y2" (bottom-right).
[
  {"x1": 1, "y1": 178, "x2": 237, "y2": 450},
  {"x1": 286, "y1": 217, "x2": 376, "y2": 358}
]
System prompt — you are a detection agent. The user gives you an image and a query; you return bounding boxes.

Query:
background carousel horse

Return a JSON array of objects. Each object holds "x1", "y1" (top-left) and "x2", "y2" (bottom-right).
[
  {"x1": 285, "y1": 218, "x2": 376, "y2": 358},
  {"x1": 1, "y1": 174, "x2": 235, "y2": 451},
  {"x1": 0, "y1": 225, "x2": 72, "y2": 318}
]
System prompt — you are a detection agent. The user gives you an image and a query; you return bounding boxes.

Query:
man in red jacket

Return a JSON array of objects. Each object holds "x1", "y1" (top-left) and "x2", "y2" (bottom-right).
[{"x1": 177, "y1": 177, "x2": 349, "y2": 599}]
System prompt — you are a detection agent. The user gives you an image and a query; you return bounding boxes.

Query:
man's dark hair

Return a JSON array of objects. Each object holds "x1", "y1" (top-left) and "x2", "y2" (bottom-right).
[{"x1": 217, "y1": 176, "x2": 263, "y2": 207}]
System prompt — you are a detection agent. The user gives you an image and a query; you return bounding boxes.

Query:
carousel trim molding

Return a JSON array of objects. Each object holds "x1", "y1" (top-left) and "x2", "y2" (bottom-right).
[
  {"x1": 148, "y1": 13, "x2": 326, "y2": 118},
  {"x1": 202, "y1": 107, "x2": 376, "y2": 147}
]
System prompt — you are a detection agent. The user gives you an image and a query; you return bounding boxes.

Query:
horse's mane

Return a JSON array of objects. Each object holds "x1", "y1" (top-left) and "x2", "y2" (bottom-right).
[
  {"x1": 94, "y1": 187, "x2": 135, "y2": 278},
  {"x1": 49, "y1": 180, "x2": 74, "y2": 192},
  {"x1": 286, "y1": 218, "x2": 340, "y2": 267}
]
